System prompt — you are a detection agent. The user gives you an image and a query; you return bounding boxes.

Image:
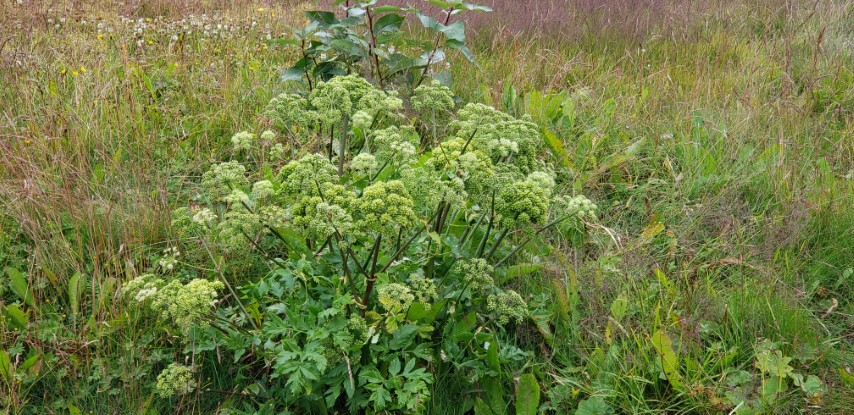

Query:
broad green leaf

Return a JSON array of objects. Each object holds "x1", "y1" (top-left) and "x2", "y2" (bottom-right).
[
  {"x1": 456, "y1": 2, "x2": 492, "y2": 12},
  {"x1": 2, "y1": 304, "x2": 28, "y2": 330},
  {"x1": 330, "y1": 39, "x2": 367, "y2": 58},
  {"x1": 406, "y1": 302, "x2": 430, "y2": 321},
  {"x1": 515, "y1": 374, "x2": 540, "y2": 415},
  {"x1": 482, "y1": 376, "x2": 507, "y2": 414},
  {"x1": 20, "y1": 353, "x2": 40, "y2": 374},
  {"x1": 68, "y1": 272, "x2": 82, "y2": 317},
  {"x1": 837, "y1": 368, "x2": 854, "y2": 387},
  {"x1": 374, "y1": 13, "x2": 404, "y2": 34},
  {"x1": 281, "y1": 67, "x2": 306, "y2": 82},
  {"x1": 500, "y1": 263, "x2": 541, "y2": 284},
  {"x1": 428, "y1": 0, "x2": 452, "y2": 8},
  {"x1": 575, "y1": 397, "x2": 614, "y2": 415},
  {"x1": 609, "y1": 295, "x2": 628, "y2": 322},
  {"x1": 0, "y1": 350, "x2": 11, "y2": 382},
  {"x1": 486, "y1": 340, "x2": 499, "y2": 371},
  {"x1": 6, "y1": 267, "x2": 34, "y2": 307},
  {"x1": 473, "y1": 398, "x2": 496, "y2": 415},
  {"x1": 650, "y1": 330, "x2": 684, "y2": 390},
  {"x1": 374, "y1": 5, "x2": 407, "y2": 13},
  {"x1": 452, "y1": 311, "x2": 477, "y2": 341},
  {"x1": 305, "y1": 11, "x2": 337, "y2": 25},
  {"x1": 389, "y1": 324, "x2": 419, "y2": 349}
]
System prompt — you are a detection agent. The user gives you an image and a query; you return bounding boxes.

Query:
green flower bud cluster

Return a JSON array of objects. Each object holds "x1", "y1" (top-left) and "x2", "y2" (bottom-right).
[
  {"x1": 372, "y1": 126, "x2": 418, "y2": 165},
  {"x1": 222, "y1": 188, "x2": 249, "y2": 205},
  {"x1": 408, "y1": 274, "x2": 438, "y2": 307},
  {"x1": 456, "y1": 258, "x2": 494, "y2": 291},
  {"x1": 428, "y1": 137, "x2": 495, "y2": 185},
  {"x1": 412, "y1": 80, "x2": 455, "y2": 116},
  {"x1": 553, "y1": 194, "x2": 598, "y2": 220},
  {"x1": 155, "y1": 363, "x2": 196, "y2": 398},
  {"x1": 277, "y1": 154, "x2": 337, "y2": 196},
  {"x1": 358, "y1": 87, "x2": 403, "y2": 116},
  {"x1": 487, "y1": 290, "x2": 528, "y2": 325},
  {"x1": 192, "y1": 208, "x2": 217, "y2": 226},
  {"x1": 216, "y1": 209, "x2": 262, "y2": 253},
  {"x1": 291, "y1": 182, "x2": 356, "y2": 240},
  {"x1": 269, "y1": 143, "x2": 287, "y2": 162},
  {"x1": 401, "y1": 169, "x2": 468, "y2": 211},
  {"x1": 350, "y1": 152, "x2": 378, "y2": 175},
  {"x1": 123, "y1": 275, "x2": 224, "y2": 332},
  {"x1": 251, "y1": 180, "x2": 276, "y2": 200},
  {"x1": 355, "y1": 180, "x2": 417, "y2": 235},
  {"x1": 496, "y1": 180, "x2": 551, "y2": 227},
  {"x1": 526, "y1": 171, "x2": 556, "y2": 197},
  {"x1": 306, "y1": 75, "x2": 401, "y2": 126},
  {"x1": 378, "y1": 283, "x2": 414, "y2": 315},
  {"x1": 230, "y1": 131, "x2": 254, "y2": 152},
  {"x1": 260, "y1": 130, "x2": 276, "y2": 142},
  {"x1": 348, "y1": 314, "x2": 369, "y2": 344},
  {"x1": 264, "y1": 93, "x2": 311, "y2": 135},
  {"x1": 351, "y1": 110, "x2": 374, "y2": 131},
  {"x1": 309, "y1": 81, "x2": 352, "y2": 125},
  {"x1": 158, "y1": 247, "x2": 180, "y2": 271},
  {"x1": 171, "y1": 207, "x2": 206, "y2": 239},
  {"x1": 257, "y1": 205, "x2": 290, "y2": 228},
  {"x1": 451, "y1": 103, "x2": 541, "y2": 174},
  {"x1": 201, "y1": 161, "x2": 249, "y2": 202}
]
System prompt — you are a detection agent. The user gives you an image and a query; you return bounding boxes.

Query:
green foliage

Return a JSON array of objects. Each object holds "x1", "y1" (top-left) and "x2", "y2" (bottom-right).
[{"x1": 284, "y1": 0, "x2": 490, "y2": 87}]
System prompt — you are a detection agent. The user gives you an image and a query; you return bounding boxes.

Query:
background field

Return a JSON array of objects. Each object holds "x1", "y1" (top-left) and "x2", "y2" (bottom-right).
[{"x1": 1, "y1": 0, "x2": 852, "y2": 413}]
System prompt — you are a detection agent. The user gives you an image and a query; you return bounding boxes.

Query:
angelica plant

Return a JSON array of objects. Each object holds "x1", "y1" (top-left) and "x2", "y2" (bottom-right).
[{"x1": 136, "y1": 74, "x2": 599, "y2": 412}]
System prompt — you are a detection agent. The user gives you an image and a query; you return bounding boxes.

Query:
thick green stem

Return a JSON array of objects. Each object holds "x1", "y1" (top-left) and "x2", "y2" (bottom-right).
[
  {"x1": 338, "y1": 115, "x2": 349, "y2": 176},
  {"x1": 484, "y1": 228, "x2": 510, "y2": 261},
  {"x1": 362, "y1": 234, "x2": 383, "y2": 307}
]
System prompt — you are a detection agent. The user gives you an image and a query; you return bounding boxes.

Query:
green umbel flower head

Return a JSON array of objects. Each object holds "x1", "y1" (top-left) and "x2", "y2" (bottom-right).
[
  {"x1": 351, "y1": 110, "x2": 374, "y2": 131},
  {"x1": 456, "y1": 258, "x2": 494, "y2": 291},
  {"x1": 378, "y1": 283, "x2": 414, "y2": 314},
  {"x1": 355, "y1": 180, "x2": 417, "y2": 235},
  {"x1": 408, "y1": 274, "x2": 438, "y2": 307},
  {"x1": 401, "y1": 168, "x2": 468, "y2": 211},
  {"x1": 264, "y1": 93, "x2": 311, "y2": 134},
  {"x1": 156, "y1": 363, "x2": 195, "y2": 398},
  {"x1": 201, "y1": 161, "x2": 249, "y2": 202},
  {"x1": 496, "y1": 180, "x2": 551, "y2": 227},
  {"x1": 350, "y1": 152, "x2": 378, "y2": 175},
  {"x1": 487, "y1": 290, "x2": 528, "y2": 325},
  {"x1": 358, "y1": 87, "x2": 403, "y2": 115},
  {"x1": 309, "y1": 84, "x2": 352, "y2": 125},
  {"x1": 217, "y1": 210, "x2": 262, "y2": 253},
  {"x1": 292, "y1": 182, "x2": 356, "y2": 240},
  {"x1": 372, "y1": 125, "x2": 419, "y2": 165},
  {"x1": 230, "y1": 131, "x2": 254, "y2": 152},
  {"x1": 428, "y1": 137, "x2": 494, "y2": 184},
  {"x1": 192, "y1": 208, "x2": 217, "y2": 226},
  {"x1": 124, "y1": 276, "x2": 224, "y2": 332},
  {"x1": 554, "y1": 194, "x2": 598, "y2": 220},
  {"x1": 451, "y1": 103, "x2": 541, "y2": 173},
  {"x1": 412, "y1": 80, "x2": 455, "y2": 115},
  {"x1": 525, "y1": 171, "x2": 556, "y2": 197},
  {"x1": 251, "y1": 180, "x2": 276, "y2": 200},
  {"x1": 277, "y1": 153, "x2": 337, "y2": 196}
]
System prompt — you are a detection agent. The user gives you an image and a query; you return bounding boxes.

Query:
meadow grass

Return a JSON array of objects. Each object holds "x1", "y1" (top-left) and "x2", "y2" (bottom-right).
[{"x1": 0, "y1": 0, "x2": 851, "y2": 413}]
